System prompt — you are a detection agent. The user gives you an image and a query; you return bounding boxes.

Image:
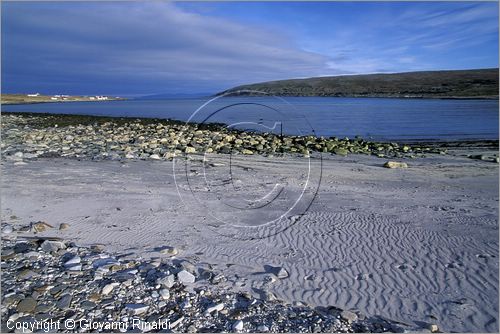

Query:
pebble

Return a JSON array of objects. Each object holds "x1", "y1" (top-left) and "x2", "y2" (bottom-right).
[
  {"x1": 59, "y1": 223, "x2": 70, "y2": 230},
  {"x1": 41, "y1": 240, "x2": 66, "y2": 253},
  {"x1": 2, "y1": 225, "x2": 14, "y2": 234},
  {"x1": 81, "y1": 300, "x2": 96, "y2": 310},
  {"x1": 125, "y1": 303, "x2": 149, "y2": 315},
  {"x1": 276, "y1": 267, "x2": 289, "y2": 279},
  {"x1": 340, "y1": 310, "x2": 358, "y2": 323},
  {"x1": 206, "y1": 303, "x2": 224, "y2": 314},
  {"x1": 56, "y1": 294, "x2": 72, "y2": 310},
  {"x1": 233, "y1": 320, "x2": 244, "y2": 332},
  {"x1": 157, "y1": 274, "x2": 175, "y2": 288},
  {"x1": 159, "y1": 246, "x2": 178, "y2": 256},
  {"x1": 16, "y1": 297, "x2": 37, "y2": 313},
  {"x1": 257, "y1": 324, "x2": 269, "y2": 332},
  {"x1": 102, "y1": 283, "x2": 118, "y2": 295},
  {"x1": 383, "y1": 161, "x2": 408, "y2": 169},
  {"x1": 177, "y1": 270, "x2": 196, "y2": 284},
  {"x1": 64, "y1": 255, "x2": 81, "y2": 266},
  {"x1": 159, "y1": 289, "x2": 170, "y2": 300}
]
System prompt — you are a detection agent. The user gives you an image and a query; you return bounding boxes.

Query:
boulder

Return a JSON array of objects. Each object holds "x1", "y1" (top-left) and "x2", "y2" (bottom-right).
[{"x1": 383, "y1": 161, "x2": 408, "y2": 169}]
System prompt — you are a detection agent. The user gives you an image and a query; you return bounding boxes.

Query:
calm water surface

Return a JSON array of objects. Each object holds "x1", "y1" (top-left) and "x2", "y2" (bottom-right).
[{"x1": 4, "y1": 97, "x2": 498, "y2": 141}]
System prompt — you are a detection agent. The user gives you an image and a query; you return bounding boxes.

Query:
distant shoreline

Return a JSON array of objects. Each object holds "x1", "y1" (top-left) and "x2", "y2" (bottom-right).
[
  {"x1": 218, "y1": 68, "x2": 499, "y2": 99},
  {"x1": 213, "y1": 94, "x2": 499, "y2": 100},
  {"x1": 0, "y1": 93, "x2": 126, "y2": 105}
]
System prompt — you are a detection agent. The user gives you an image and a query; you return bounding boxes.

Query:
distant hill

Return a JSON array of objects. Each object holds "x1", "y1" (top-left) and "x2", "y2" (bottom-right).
[{"x1": 218, "y1": 68, "x2": 499, "y2": 99}]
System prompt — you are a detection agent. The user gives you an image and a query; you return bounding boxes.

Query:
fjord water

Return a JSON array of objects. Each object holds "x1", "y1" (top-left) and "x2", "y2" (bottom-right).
[{"x1": 4, "y1": 97, "x2": 498, "y2": 141}]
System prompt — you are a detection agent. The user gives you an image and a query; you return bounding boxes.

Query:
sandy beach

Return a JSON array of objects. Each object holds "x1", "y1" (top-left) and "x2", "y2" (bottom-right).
[{"x1": 2, "y1": 137, "x2": 498, "y2": 331}]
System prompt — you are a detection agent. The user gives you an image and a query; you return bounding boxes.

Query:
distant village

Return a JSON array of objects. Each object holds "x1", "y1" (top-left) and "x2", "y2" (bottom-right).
[{"x1": 26, "y1": 93, "x2": 114, "y2": 101}]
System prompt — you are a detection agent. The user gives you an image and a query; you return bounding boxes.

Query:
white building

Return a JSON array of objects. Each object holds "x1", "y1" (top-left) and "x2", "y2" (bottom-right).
[{"x1": 27, "y1": 93, "x2": 40, "y2": 97}]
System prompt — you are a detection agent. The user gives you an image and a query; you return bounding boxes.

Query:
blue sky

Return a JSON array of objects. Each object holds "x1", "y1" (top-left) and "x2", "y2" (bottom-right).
[{"x1": 2, "y1": 1, "x2": 498, "y2": 96}]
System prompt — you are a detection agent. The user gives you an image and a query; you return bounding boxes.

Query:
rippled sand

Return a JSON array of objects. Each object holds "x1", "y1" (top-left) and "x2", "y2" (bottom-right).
[{"x1": 2, "y1": 149, "x2": 498, "y2": 332}]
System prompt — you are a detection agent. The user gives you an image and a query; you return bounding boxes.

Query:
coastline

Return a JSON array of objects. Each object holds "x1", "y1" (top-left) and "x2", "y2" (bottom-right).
[
  {"x1": 3, "y1": 111, "x2": 499, "y2": 147},
  {"x1": 0, "y1": 94, "x2": 126, "y2": 106}
]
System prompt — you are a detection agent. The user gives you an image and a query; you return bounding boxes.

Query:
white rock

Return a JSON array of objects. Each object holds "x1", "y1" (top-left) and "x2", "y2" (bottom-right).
[
  {"x1": 66, "y1": 265, "x2": 82, "y2": 271},
  {"x1": 340, "y1": 310, "x2": 358, "y2": 323},
  {"x1": 157, "y1": 274, "x2": 175, "y2": 288},
  {"x1": 206, "y1": 303, "x2": 224, "y2": 314},
  {"x1": 177, "y1": 270, "x2": 195, "y2": 284},
  {"x1": 233, "y1": 320, "x2": 244, "y2": 332},
  {"x1": 159, "y1": 289, "x2": 170, "y2": 300},
  {"x1": 125, "y1": 303, "x2": 149, "y2": 315},
  {"x1": 149, "y1": 154, "x2": 161, "y2": 160},
  {"x1": 14, "y1": 152, "x2": 23, "y2": 158},
  {"x1": 272, "y1": 266, "x2": 289, "y2": 279},
  {"x1": 257, "y1": 325, "x2": 269, "y2": 332},
  {"x1": 64, "y1": 256, "x2": 81, "y2": 266},
  {"x1": 23, "y1": 153, "x2": 38, "y2": 159},
  {"x1": 125, "y1": 153, "x2": 135, "y2": 159},
  {"x1": 41, "y1": 240, "x2": 66, "y2": 253},
  {"x1": 159, "y1": 246, "x2": 178, "y2": 256},
  {"x1": 2, "y1": 225, "x2": 13, "y2": 234},
  {"x1": 102, "y1": 283, "x2": 118, "y2": 295}
]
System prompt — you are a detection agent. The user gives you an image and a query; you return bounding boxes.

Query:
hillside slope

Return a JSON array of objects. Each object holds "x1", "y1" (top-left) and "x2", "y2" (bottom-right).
[{"x1": 218, "y1": 68, "x2": 499, "y2": 98}]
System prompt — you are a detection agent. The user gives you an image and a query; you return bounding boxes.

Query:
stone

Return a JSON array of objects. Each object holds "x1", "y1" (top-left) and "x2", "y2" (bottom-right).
[
  {"x1": 206, "y1": 303, "x2": 224, "y2": 314},
  {"x1": 41, "y1": 240, "x2": 66, "y2": 253},
  {"x1": 16, "y1": 297, "x2": 37, "y2": 313},
  {"x1": 383, "y1": 161, "x2": 408, "y2": 169},
  {"x1": 333, "y1": 148, "x2": 348, "y2": 156},
  {"x1": 102, "y1": 283, "x2": 118, "y2": 295},
  {"x1": 125, "y1": 303, "x2": 149, "y2": 315},
  {"x1": 18, "y1": 269, "x2": 36, "y2": 280},
  {"x1": 31, "y1": 221, "x2": 54, "y2": 232},
  {"x1": 233, "y1": 320, "x2": 244, "y2": 332},
  {"x1": 185, "y1": 147, "x2": 196, "y2": 154},
  {"x1": 64, "y1": 255, "x2": 81, "y2": 266},
  {"x1": 177, "y1": 270, "x2": 195, "y2": 284},
  {"x1": 340, "y1": 310, "x2": 358, "y2": 323},
  {"x1": 257, "y1": 325, "x2": 269, "y2": 332},
  {"x1": 429, "y1": 324, "x2": 439, "y2": 333},
  {"x1": 56, "y1": 294, "x2": 72, "y2": 310},
  {"x1": 58, "y1": 223, "x2": 70, "y2": 230},
  {"x1": 242, "y1": 149, "x2": 254, "y2": 155},
  {"x1": 159, "y1": 246, "x2": 178, "y2": 257},
  {"x1": 2, "y1": 225, "x2": 14, "y2": 234},
  {"x1": 157, "y1": 274, "x2": 175, "y2": 288},
  {"x1": 264, "y1": 265, "x2": 289, "y2": 279},
  {"x1": 125, "y1": 153, "x2": 135, "y2": 159},
  {"x1": 150, "y1": 154, "x2": 161, "y2": 160},
  {"x1": 276, "y1": 267, "x2": 289, "y2": 279},
  {"x1": 81, "y1": 301, "x2": 97, "y2": 310},
  {"x1": 159, "y1": 289, "x2": 170, "y2": 300},
  {"x1": 14, "y1": 243, "x2": 31, "y2": 254}
]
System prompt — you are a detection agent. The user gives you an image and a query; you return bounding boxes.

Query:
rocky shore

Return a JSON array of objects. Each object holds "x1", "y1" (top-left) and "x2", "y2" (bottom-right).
[
  {"x1": 1, "y1": 222, "x2": 407, "y2": 333},
  {"x1": 1, "y1": 113, "x2": 448, "y2": 162}
]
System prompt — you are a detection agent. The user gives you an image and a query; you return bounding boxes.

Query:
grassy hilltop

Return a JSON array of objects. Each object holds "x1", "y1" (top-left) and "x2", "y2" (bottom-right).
[{"x1": 218, "y1": 68, "x2": 499, "y2": 99}]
